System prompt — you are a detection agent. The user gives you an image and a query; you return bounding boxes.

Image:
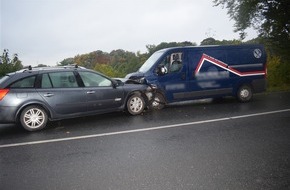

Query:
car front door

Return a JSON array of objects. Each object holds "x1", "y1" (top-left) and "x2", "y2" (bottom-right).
[{"x1": 78, "y1": 71, "x2": 124, "y2": 112}]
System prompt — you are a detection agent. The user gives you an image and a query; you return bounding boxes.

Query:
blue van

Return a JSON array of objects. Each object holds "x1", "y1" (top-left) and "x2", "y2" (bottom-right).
[{"x1": 126, "y1": 45, "x2": 267, "y2": 109}]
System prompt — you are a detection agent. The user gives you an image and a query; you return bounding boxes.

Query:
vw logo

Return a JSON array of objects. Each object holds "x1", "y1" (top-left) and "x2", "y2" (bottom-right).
[{"x1": 253, "y1": 49, "x2": 262, "y2": 58}]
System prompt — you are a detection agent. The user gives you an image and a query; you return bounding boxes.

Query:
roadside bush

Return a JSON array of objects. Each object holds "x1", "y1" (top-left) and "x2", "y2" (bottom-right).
[{"x1": 267, "y1": 55, "x2": 290, "y2": 91}]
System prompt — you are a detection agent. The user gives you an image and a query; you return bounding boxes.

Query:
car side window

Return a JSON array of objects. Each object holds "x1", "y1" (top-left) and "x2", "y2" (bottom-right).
[
  {"x1": 41, "y1": 74, "x2": 53, "y2": 88},
  {"x1": 10, "y1": 76, "x2": 36, "y2": 88},
  {"x1": 49, "y1": 72, "x2": 78, "y2": 88},
  {"x1": 79, "y1": 72, "x2": 112, "y2": 87}
]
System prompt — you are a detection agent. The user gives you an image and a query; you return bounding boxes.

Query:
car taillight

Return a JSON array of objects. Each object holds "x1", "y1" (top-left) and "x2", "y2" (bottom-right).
[{"x1": 0, "y1": 89, "x2": 9, "y2": 101}]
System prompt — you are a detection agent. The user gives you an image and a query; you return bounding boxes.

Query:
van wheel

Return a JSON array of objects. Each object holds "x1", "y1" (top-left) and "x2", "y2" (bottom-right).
[
  {"x1": 20, "y1": 105, "x2": 48, "y2": 131},
  {"x1": 237, "y1": 85, "x2": 253, "y2": 102},
  {"x1": 127, "y1": 94, "x2": 145, "y2": 115},
  {"x1": 151, "y1": 93, "x2": 165, "y2": 110}
]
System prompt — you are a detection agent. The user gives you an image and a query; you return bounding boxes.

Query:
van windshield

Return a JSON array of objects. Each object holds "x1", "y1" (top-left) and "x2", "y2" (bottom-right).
[{"x1": 139, "y1": 51, "x2": 164, "y2": 73}]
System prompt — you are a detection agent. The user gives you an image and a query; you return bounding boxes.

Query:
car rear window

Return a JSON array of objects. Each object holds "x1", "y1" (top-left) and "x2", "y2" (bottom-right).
[{"x1": 10, "y1": 76, "x2": 36, "y2": 88}]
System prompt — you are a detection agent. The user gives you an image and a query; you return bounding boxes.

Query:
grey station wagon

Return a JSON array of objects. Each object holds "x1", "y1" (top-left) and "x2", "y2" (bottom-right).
[{"x1": 0, "y1": 66, "x2": 153, "y2": 131}]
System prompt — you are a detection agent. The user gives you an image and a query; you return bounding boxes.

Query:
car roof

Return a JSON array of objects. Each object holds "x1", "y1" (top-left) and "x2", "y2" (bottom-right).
[
  {"x1": 0, "y1": 65, "x2": 88, "y2": 85},
  {"x1": 15, "y1": 65, "x2": 87, "y2": 73}
]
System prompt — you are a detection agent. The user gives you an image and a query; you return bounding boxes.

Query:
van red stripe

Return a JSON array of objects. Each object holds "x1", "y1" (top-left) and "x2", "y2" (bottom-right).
[{"x1": 195, "y1": 53, "x2": 266, "y2": 77}]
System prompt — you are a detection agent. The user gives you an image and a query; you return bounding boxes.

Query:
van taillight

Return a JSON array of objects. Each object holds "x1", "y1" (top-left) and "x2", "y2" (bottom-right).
[
  {"x1": 265, "y1": 64, "x2": 268, "y2": 78},
  {"x1": 0, "y1": 89, "x2": 9, "y2": 101}
]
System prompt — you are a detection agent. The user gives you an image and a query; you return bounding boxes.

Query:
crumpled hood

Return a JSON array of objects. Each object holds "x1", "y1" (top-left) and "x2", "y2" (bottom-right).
[
  {"x1": 125, "y1": 72, "x2": 145, "y2": 80},
  {"x1": 114, "y1": 77, "x2": 145, "y2": 85}
]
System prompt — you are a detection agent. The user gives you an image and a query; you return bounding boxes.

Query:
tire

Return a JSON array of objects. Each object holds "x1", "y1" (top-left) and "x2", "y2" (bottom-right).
[
  {"x1": 237, "y1": 85, "x2": 253, "y2": 103},
  {"x1": 151, "y1": 93, "x2": 165, "y2": 110},
  {"x1": 127, "y1": 94, "x2": 145, "y2": 115},
  {"x1": 20, "y1": 105, "x2": 48, "y2": 131}
]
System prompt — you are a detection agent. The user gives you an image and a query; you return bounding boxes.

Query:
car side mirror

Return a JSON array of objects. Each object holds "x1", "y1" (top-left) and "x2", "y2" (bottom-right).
[{"x1": 112, "y1": 79, "x2": 123, "y2": 88}]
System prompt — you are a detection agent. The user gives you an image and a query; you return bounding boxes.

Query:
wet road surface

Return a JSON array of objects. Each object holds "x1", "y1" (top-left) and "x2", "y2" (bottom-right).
[{"x1": 1, "y1": 92, "x2": 290, "y2": 189}]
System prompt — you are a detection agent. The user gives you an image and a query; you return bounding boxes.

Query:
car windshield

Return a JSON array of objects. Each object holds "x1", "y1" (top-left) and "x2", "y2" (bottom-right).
[{"x1": 138, "y1": 51, "x2": 164, "y2": 73}]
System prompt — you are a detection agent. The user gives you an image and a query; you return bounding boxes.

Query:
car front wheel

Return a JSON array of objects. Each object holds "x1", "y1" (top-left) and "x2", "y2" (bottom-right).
[
  {"x1": 20, "y1": 105, "x2": 48, "y2": 131},
  {"x1": 127, "y1": 94, "x2": 145, "y2": 115}
]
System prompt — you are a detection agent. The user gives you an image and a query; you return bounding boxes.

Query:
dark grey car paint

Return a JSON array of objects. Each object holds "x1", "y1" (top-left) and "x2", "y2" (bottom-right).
[{"x1": 0, "y1": 67, "x2": 150, "y2": 124}]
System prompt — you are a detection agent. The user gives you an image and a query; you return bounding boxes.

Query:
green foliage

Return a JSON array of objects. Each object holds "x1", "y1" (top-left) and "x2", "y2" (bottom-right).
[
  {"x1": 60, "y1": 49, "x2": 142, "y2": 77},
  {"x1": 213, "y1": 0, "x2": 290, "y2": 61},
  {"x1": 146, "y1": 41, "x2": 196, "y2": 56},
  {"x1": 267, "y1": 55, "x2": 290, "y2": 91},
  {"x1": 36, "y1": 64, "x2": 49, "y2": 67},
  {"x1": 59, "y1": 58, "x2": 74, "y2": 66},
  {"x1": 213, "y1": 0, "x2": 289, "y2": 38},
  {"x1": 200, "y1": 37, "x2": 242, "y2": 45},
  {"x1": 213, "y1": 0, "x2": 290, "y2": 91},
  {"x1": 94, "y1": 64, "x2": 118, "y2": 78},
  {"x1": 63, "y1": 41, "x2": 196, "y2": 77},
  {"x1": 0, "y1": 49, "x2": 23, "y2": 77}
]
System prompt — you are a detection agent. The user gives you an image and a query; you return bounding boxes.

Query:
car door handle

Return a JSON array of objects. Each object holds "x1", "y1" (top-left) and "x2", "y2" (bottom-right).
[
  {"x1": 43, "y1": 93, "x2": 54, "y2": 97},
  {"x1": 86, "y1": 90, "x2": 96, "y2": 94}
]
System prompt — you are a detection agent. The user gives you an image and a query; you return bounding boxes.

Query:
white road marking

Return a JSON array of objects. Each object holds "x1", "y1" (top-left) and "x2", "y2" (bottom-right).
[{"x1": 1, "y1": 108, "x2": 290, "y2": 149}]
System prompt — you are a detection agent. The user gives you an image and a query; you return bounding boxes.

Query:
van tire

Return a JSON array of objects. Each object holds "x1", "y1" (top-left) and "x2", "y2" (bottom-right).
[
  {"x1": 20, "y1": 105, "x2": 48, "y2": 131},
  {"x1": 237, "y1": 85, "x2": 253, "y2": 103},
  {"x1": 151, "y1": 93, "x2": 165, "y2": 110}
]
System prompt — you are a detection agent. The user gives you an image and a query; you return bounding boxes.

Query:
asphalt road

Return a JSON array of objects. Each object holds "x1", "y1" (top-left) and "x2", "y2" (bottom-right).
[{"x1": 1, "y1": 91, "x2": 290, "y2": 190}]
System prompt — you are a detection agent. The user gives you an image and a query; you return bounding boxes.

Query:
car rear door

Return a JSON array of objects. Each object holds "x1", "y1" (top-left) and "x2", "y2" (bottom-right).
[{"x1": 37, "y1": 71, "x2": 87, "y2": 116}]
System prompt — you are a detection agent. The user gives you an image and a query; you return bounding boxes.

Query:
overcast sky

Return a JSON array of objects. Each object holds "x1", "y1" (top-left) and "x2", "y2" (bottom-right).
[{"x1": 1, "y1": 0, "x2": 258, "y2": 66}]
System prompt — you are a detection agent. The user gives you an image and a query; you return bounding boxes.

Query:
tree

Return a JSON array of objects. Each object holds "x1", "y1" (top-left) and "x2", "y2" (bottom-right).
[
  {"x1": 0, "y1": 49, "x2": 10, "y2": 64},
  {"x1": 213, "y1": 0, "x2": 290, "y2": 60},
  {"x1": 200, "y1": 37, "x2": 242, "y2": 45},
  {"x1": 59, "y1": 58, "x2": 74, "y2": 66},
  {"x1": 0, "y1": 49, "x2": 23, "y2": 77},
  {"x1": 146, "y1": 41, "x2": 197, "y2": 56}
]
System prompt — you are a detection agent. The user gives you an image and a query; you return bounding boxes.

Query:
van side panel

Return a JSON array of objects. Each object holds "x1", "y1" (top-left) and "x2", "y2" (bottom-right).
[
  {"x1": 182, "y1": 50, "x2": 231, "y2": 99},
  {"x1": 185, "y1": 45, "x2": 266, "y2": 100},
  {"x1": 127, "y1": 45, "x2": 267, "y2": 104}
]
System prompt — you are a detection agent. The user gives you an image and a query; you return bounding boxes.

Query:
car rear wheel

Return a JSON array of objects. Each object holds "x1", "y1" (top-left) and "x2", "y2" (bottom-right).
[
  {"x1": 20, "y1": 105, "x2": 48, "y2": 131},
  {"x1": 237, "y1": 85, "x2": 253, "y2": 102},
  {"x1": 127, "y1": 94, "x2": 145, "y2": 115}
]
